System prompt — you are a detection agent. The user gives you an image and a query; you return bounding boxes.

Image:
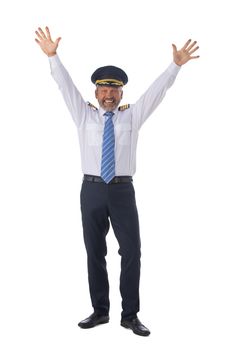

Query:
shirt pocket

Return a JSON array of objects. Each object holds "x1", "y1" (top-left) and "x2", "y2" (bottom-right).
[
  {"x1": 115, "y1": 123, "x2": 132, "y2": 146},
  {"x1": 86, "y1": 124, "x2": 103, "y2": 146}
]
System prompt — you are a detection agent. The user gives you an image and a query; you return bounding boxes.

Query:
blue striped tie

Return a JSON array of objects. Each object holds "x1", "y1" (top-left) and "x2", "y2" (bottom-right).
[{"x1": 101, "y1": 111, "x2": 115, "y2": 183}]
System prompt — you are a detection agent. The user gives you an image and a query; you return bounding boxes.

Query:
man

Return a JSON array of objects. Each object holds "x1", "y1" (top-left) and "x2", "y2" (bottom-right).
[{"x1": 35, "y1": 27, "x2": 199, "y2": 336}]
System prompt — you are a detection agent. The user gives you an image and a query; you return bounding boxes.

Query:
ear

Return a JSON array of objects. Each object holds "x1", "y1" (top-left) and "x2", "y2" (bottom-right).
[
  {"x1": 121, "y1": 90, "x2": 123, "y2": 99},
  {"x1": 95, "y1": 88, "x2": 98, "y2": 99}
]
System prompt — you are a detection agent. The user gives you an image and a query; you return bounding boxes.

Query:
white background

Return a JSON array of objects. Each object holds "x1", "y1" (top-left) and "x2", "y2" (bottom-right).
[{"x1": 0, "y1": 0, "x2": 232, "y2": 349}]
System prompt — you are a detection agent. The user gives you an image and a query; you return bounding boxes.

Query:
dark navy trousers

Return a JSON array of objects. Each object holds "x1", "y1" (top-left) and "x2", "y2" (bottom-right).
[{"x1": 80, "y1": 180, "x2": 141, "y2": 320}]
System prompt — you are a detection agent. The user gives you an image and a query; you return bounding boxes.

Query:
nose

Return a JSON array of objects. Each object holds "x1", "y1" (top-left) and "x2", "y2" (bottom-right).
[{"x1": 106, "y1": 90, "x2": 113, "y2": 98}]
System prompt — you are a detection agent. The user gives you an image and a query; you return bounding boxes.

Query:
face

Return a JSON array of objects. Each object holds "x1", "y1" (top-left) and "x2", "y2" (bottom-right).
[{"x1": 95, "y1": 86, "x2": 123, "y2": 112}]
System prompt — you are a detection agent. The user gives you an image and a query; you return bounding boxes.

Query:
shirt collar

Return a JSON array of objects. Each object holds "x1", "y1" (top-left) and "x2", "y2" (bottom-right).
[{"x1": 99, "y1": 106, "x2": 118, "y2": 117}]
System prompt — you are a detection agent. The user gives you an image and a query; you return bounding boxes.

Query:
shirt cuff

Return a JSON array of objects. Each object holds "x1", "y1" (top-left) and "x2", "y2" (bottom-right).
[
  {"x1": 48, "y1": 54, "x2": 62, "y2": 70},
  {"x1": 167, "y1": 61, "x2": 181, "y2": 75}
]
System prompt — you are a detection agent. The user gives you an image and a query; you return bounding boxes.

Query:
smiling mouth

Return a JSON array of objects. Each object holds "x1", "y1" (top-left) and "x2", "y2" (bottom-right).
[{"x1": 104, "y1": 99, "x2": 115, "y2": 104}]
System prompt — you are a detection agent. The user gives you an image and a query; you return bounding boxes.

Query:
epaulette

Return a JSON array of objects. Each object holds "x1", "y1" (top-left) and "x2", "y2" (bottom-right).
[
  {"x1": 87, "y1": 102, "x2": 98, "y2": 111},
  {"x1": 118, "y1": 104, "x2": 130, "y2": 111}
]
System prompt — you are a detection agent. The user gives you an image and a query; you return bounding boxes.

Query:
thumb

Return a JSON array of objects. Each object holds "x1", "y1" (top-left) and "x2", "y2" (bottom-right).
[
  {"x1": 172, "y1": 43, "x2": 177, "y2": 53},
  {"x1": 55, "y1": 37, "x2": 62, "y2": 46}
]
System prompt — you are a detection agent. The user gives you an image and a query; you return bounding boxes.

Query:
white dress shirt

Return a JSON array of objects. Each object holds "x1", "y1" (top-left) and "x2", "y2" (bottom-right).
[{"x1": 49, "y1": 55, "x2": 181, "y2": 176}]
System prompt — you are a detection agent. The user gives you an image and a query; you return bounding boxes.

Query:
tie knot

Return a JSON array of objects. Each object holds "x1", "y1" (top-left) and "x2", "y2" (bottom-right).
[{"x1": 104, "y1": 111, "x2": 114, "y2": 118}]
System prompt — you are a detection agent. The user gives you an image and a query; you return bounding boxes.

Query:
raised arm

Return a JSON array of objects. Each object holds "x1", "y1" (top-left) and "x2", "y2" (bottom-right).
[
  {"x1": 35, "y1": 27, "x2": 87, "y2": 128},
  {"x1": 132, "y1": 39, "x2": 199, "y2": 129}
]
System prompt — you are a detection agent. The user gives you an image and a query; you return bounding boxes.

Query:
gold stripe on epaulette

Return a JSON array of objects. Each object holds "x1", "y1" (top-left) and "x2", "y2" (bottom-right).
[
  {"x1": 87, "y1": 102, "x2": 98, "y2": 111},
  {"x1": 118, "y1": 104, "x2": 130, "y2": 111}
]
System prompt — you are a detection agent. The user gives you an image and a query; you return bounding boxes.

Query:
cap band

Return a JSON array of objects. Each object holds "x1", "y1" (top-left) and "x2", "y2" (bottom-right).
[{"x1": 95, "y1": 78, "x2": 124, "y2": 86}]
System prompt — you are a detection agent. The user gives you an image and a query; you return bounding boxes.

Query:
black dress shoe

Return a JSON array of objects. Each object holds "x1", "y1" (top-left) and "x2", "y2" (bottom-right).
[
  {"x1": 121, "y1": 317, "x2": 150, "y2": 336},
  {"x1": 78, "y1": 313, "x2": 109, "y2": 329}
]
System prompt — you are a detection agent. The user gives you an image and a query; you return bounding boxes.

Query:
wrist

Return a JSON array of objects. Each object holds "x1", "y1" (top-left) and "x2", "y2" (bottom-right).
[
  {"x1": 47, "y1": 52, "x2": 57, "y2": 57},
  {"x1": 173, "y1": 60, "x2": 182, "y2": 66}
]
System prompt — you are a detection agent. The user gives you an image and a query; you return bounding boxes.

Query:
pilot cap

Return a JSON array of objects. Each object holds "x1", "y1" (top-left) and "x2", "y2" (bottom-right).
[{"x1": 91, "y1": 65, "x2": 128, "y2": 87}]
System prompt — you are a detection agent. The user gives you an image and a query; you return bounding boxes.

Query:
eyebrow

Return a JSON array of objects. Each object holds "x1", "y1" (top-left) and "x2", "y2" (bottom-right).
[{"x1": 97, "y1": 86, "x2": 122, "y2": 92}]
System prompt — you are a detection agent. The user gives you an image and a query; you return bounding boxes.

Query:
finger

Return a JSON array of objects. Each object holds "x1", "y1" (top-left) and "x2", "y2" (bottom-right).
[
  {"x1": 187, "y1": 40, "x2": 197, "y2": 51},
  {"x1": 182, "y1": 39, "x2": 192, "y2": 50},
  {"x1": 45, "y1": 26, "x2": 52, "y2": 40},
  {"x1": 35, "y1": 30, "x2": 43, "y2": 41},
  {"x1": 190, "y1": 55, "x2": 200, "y2": 60},
  {"x1": 35, "y1": 38, "x2": 40, "y2": 44},
  {"x1": 189, "y1": 46, "x2": 199, "y2": 55},
  {"x1": 38, "y1": 27, "x2": 47, "y2": 39}
]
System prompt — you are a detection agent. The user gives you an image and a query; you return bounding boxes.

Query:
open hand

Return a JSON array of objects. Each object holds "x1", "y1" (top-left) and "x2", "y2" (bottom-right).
[
  {"x1": 172, "y1": 39, "x2": 199, "y2": 66},
  {"x1": 35, "y1": 27, "x2": 61, "y2": 57}
]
